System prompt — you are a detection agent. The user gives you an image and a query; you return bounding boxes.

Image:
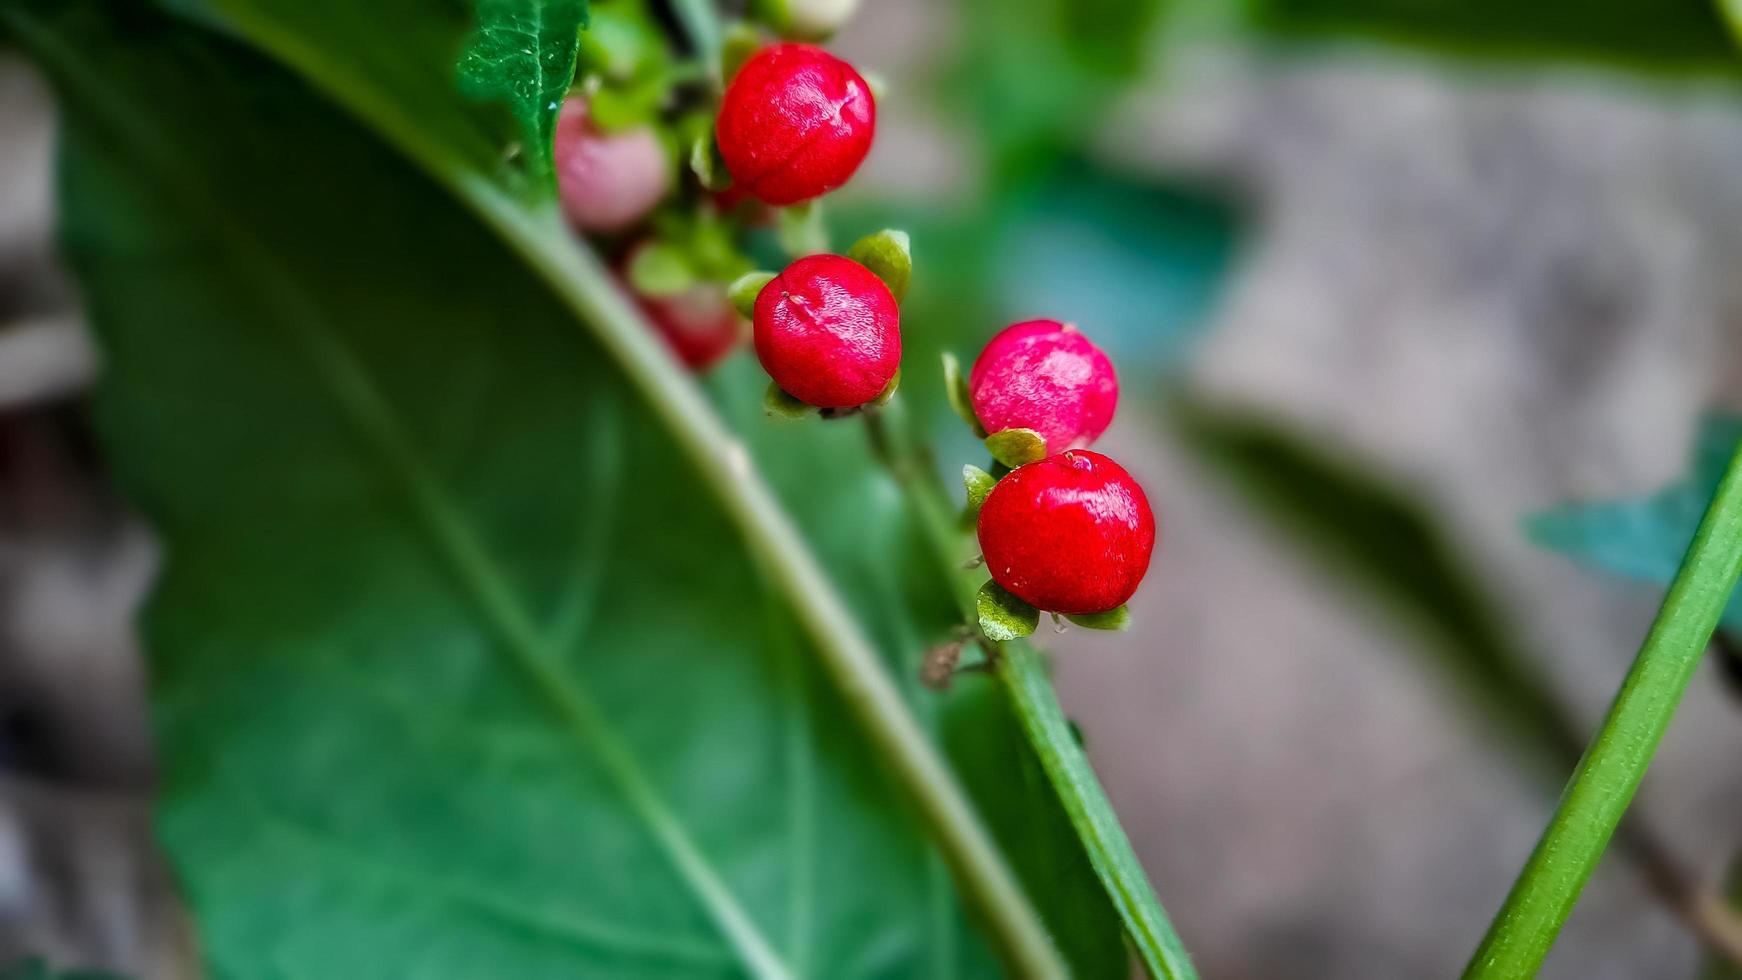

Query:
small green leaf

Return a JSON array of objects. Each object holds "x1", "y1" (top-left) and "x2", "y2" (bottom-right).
[
  {"x1": 721, "y1": 22, "x2": 762, "y2": 81},
  {"x1": 941, "y1": 352, "x2": 984, "y2": 436},
  {"x1": 860, "y1": 69, "x2": 888, "y2": 102},
  {"x1": 729, "y1": 271, "x2": 777, "y2": 318},
  {"x1": 456, "y1": 0, "x2": 589, "y2": 185},
  {"x1": 978, "y1": 581, "x2": 1039, "y2": 642},
  {"x1": 985, "y1": 428, "x2": 1047, "y2": 469},
  {"x1": 846, "y1": 228, "x2": 911, "y2": 302},
  {"x1": 1530, "y1": 414, "x2": 1742, "y2": 630},
  {"x1": 688, "y1": 127, "x2": 731, "y2": 191},
  {"x1": 871, "y1": 367, "x2": 901, "y2": 407},
  {"x1": 777, "y1": 200, "x2": 828, "y2": 257},
  {"x1": 764, "y1": 381, "x2": 813, "y2": 419},
  {"x1": 626, "y1": 242, "x2": 694, "y2": 297},
  {"x1": 1065, "y1": 606, "x2": 1130, "y2": 631},
  {"x1": 963, "y1": 464, "x2": 997, "y2": 517}
]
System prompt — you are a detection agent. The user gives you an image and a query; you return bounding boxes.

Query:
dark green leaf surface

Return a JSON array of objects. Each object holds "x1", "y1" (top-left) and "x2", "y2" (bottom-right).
[
  {"x1": 161, "y1": 0, "x2": 559, "y2": 201},
  {"x1": 457, "y1": 0, "x2": 588, "y2": 181},
  {"x1": 1530, "y1": 415, "x2": 1742, "y2": 631},
  {"x1": 8, "y1": 1, "x2": 1123, "y2": 975}
]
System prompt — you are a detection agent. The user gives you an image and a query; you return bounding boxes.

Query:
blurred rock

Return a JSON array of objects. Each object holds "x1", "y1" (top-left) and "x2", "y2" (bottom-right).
[
  {"x1": 1065, "y1": 46, "x2": 1742, "y2": 980},
  {"x1": 0, "y1": 775, "x2": 190, "y2": 978}
]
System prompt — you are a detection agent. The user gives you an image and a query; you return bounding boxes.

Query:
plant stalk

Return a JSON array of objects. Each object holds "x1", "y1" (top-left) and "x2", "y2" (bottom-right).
[
  {"x1": 1464, "y1": 439, "x2": 1742, "y2": 978},
  {"x1": 866, "y1": 406, "x2": 1199, "y2": 980}
]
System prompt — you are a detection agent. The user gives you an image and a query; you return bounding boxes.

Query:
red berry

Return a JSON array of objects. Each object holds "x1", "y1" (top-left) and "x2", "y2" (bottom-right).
[
  {"x1": 977, "y1": 450, "x2": 1155, "y2": 616},
  {"x1": 554, "y1": 96, "x2": 670, "y2": 232},
  {"x1": 640, "y1": 285, "x2": 742, "y2": 371},
  {"x1": 754, "y1": 254, "x2": 900, "y2": 408},
  {"x1": 970, "y1": 320, "x2": 1118, "y2": 454},
  {"x1": 716, "y1": 43, "x2": 875, "y2": 206}
]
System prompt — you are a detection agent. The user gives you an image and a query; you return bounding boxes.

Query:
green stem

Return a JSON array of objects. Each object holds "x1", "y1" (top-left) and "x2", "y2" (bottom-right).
[
  {"x1": 997, "y1": 646, "x2": 1197, "y2": 980},
  {"x1": 867, "y1": 406, "x2": 1199, "y2": 980},
  {"x1": 1464, "y1": 439, "x2": 1742, "y2": 978},
  {"x1": 190, "y1": 14, "x2": 1064, "y2": 976}
]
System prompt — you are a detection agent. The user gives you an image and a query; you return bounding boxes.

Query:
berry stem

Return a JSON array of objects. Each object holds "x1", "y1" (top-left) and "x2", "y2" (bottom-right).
[
  {"x1": 864, "y1": 405, "x2": 1199, "y2": 980},
  {"x1": 1464, "y1": 438, "x2": 1742, "y2": 978}
]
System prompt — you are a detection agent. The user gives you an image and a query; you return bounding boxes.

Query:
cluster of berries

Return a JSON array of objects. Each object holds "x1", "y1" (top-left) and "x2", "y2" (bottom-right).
[
  {"x1": 552, "y1": 4, "x2": 1154, "y2": 641},
  {"x1": 953, "y1": 322, "x2": 1152, "y2": 639}
]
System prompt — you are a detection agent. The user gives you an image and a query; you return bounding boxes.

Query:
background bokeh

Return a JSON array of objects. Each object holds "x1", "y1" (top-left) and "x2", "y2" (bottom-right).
[{"x1": 5, "y1": 0, "x2": 1742, "y2": 976}]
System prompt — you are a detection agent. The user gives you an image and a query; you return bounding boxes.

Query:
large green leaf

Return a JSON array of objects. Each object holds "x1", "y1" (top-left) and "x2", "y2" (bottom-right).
[{"x1": 5, "y1": 1, "x2": 1124, "y2": 976}]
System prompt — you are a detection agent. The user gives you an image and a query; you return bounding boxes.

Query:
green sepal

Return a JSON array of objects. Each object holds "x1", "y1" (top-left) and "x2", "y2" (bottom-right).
[
  {"x1": 846, "y1": 229, "x2": 911, "y2": 302},
  {"x1": 985, "y1": 428, "x2": 1047, "y2": 469},
  {"x1": 871, "y1": 368, "x2": 901, "y2": 407},
  {"x1": 626, "y1": 242, "x2": 694, "y2": 297},
  {"x1": 977, "y1": 581, "x2": 1039, "y2": 642},
  {"x1": 860, "y1": 69, "x2": 887, "y2": 103},
  {"x1": 720, "y1": 22, "x2": 762, "y2": 82},
  {"x1": 963, "y1": 464, "x2": 997, "y2": 518},
  {"x1": 763, "y1": 381, "x2": 813, "y2": 419},
  {"x1": 688, "y1": 127, "x2": 731, "y2": 191},
  {"x1": 1065, "y1": 606, "x2": 1130, "y2": 631},
  {"x1": 777, "y1": 200, "x2": 828, "y2": 257},
  {"x1": 728, "y1": 271, "x2": 777, "y2": 318},
  {"x1": 941, "y1": 352, "x2": 985, "y2": 436}
]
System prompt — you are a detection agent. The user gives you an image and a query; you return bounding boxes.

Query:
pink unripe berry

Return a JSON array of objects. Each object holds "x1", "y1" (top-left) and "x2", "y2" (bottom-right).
[
  {"x1": 970, "y1": 320, "x2": 1119, "y2": 454},
  {"x1": 554, "y1": 96, "x2": 670, "y2": 232},
  {"x1": 754, "y1": 254, "x2": 900, "y2": 408},
  {"x1": 977, "y1": 450, "x2": 1156, "y2": 616},
  {"x1": 636, "y1": 285, "x2": 744, "y2": 373},
  {"x1": 716, "y1": 43, "x2": 875, "y2": 206}
]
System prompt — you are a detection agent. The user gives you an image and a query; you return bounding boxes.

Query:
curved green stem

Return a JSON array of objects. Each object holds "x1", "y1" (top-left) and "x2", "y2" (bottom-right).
[
  {"x1": 1464, "y1": 439, "x2": 1742, "y2": 978},
  {"x1": 868, "y1": 406, "x2": 1199, "y2": 980},
  {"x1": 995, "y1": 646, "x2": 1198, "y2": 980}
]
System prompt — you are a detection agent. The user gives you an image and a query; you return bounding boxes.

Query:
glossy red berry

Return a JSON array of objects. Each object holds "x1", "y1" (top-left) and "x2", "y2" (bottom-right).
[
  {"x1": 970, "y1": 320, "x2": 1118, "y2": 454},
  {"x1": 754, "y1": 254, "x2": 900, "y2": 408},
  {"x1": 715, "y1": 43, "x2": 875, "y2": 206},
  {"x1": 554, "y1": 96, "x2": 670, "y2": 232},
  {"x1": 977, "y1": 450, "x2": 1155, "y2": 616}
]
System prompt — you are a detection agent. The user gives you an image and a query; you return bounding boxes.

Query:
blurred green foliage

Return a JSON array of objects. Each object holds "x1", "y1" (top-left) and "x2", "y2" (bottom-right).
[
  {"x1": 1249, "y1": 0, "x2": 1740, "y2": 72},
  {"x1": 948, "y1": 0, "x2": 1165, "y2": 183}
]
